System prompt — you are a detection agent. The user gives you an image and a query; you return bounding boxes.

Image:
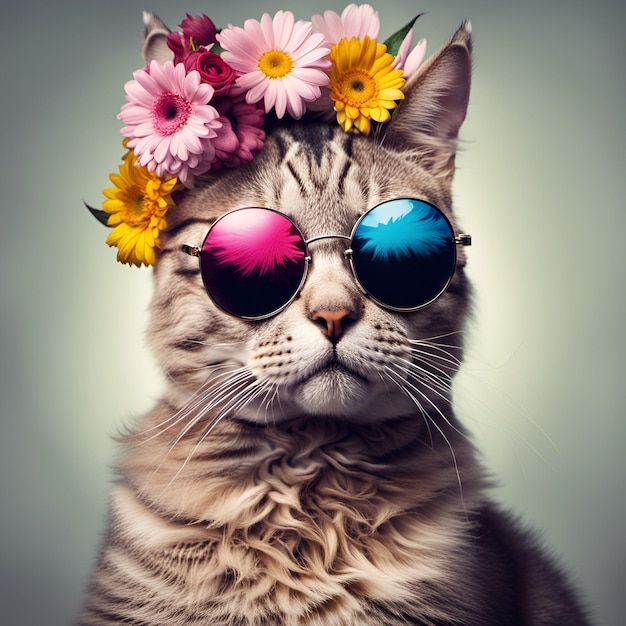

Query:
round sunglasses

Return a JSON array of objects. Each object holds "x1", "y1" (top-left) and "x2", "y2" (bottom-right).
[{"x1": 182, "y1": 198, "x2": 471, "y2": 320}]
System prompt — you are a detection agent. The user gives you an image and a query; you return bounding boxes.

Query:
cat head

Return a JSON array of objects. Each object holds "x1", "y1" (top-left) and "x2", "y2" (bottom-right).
[{"x1": 97, "y1": 7, "x2": 473, "y2": 425}]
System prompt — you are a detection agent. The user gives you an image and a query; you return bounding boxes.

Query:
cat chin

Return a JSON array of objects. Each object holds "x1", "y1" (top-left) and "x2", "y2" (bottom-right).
[
  {"x1": 289, "y1": 366, "x2": 370, "y2": 417},
  {"x1": 256, "y1": 365, "x2": 416, "y2": 423},
  {"x1": 235, "y1": 366, "x2": 376, "y2": 423}
]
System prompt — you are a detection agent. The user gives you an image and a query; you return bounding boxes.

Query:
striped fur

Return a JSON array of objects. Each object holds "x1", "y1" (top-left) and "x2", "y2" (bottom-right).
[{"x1": 80, "y1": 21, "x2": 589, "y2": 625}]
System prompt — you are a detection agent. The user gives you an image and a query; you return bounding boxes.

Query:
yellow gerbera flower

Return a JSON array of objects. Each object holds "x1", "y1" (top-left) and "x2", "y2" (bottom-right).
[
  {"x1": 102, "y1": 148, "x2": 178, "y2": 267},
  {"x1": 328, "y1": 36, "x2": 406, "y2": 135}
]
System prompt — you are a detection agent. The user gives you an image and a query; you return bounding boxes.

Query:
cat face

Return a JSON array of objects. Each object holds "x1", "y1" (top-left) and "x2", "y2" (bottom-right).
[{"x1": 147, "y1": 24, "x2": 473, "y2": 426}]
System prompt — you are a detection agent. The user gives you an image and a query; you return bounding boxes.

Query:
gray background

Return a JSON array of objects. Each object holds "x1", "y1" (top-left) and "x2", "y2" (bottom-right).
[{"x1": 1, "y1": 1, "x2": 624, "y2": 624}]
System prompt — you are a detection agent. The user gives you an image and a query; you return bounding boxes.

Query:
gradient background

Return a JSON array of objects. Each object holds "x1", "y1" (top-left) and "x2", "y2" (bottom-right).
[{"x1": 1, "y1": 1, "x2": 624, "y2": 624}]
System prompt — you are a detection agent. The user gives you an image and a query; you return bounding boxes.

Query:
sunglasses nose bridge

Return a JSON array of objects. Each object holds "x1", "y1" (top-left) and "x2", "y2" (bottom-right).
[
  {"x1": 299, "y1": 243, "x2": 363, "y2": 333},
  {"x1": 303, "y1": 233, "x2": 353, "y2": 276},
  {"x1": 305, "y1": 233, "x2": 351, "y2": 248}
]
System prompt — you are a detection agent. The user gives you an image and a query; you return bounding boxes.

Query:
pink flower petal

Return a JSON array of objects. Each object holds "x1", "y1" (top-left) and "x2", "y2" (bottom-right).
[
  {"x1": 293, "y1": 21, "x2": 318, "y2": 53},
  {"x1": 237, "y1": 71, "x2": 268, "y2": 96},
  {"x1": 125, "y1": 80, "x2": 157, "y2": 106},
  {"x1": 311, "y1": 10, "x2": 344, "y2": 44},
  {"x1": 170, "y1": 132, "x2": 187, "y2": 161},
  {"x1": 180, "y1": 69, "x2": 200, "y2": 101},
  {"x1": 285, "y1": 88, "x2": 306, "y2": 119},
  {"x1": 403, "y1": 38, "x2": 427, "y2": 77},
  {"x1": 393, "y1": 29, "x2": 414, "y2": 70},
  {"x1": 133, "y1": 121, "x2": 156, "y2": 138},
  {"x1": 259, "y1": 12, "x2": 278, "y2": 49},
  {"x1": 119, "y1": 104, "x2": 150, "y2": 126},
  {"x1": 263, "y1": 80, "x2": 280, "y2": 115},
  {"x1": 290, "y1": 47, "x2": 331, "y2": 70},
  {"x1": 179, "y1": 126, "x2": 203, "y2": 154},
  {"x1": 291, "y1": 30, "x2": 328, "y2": 54},
  {"x1": 312, "y1": 4, "x2": 379, "y2": 44},
  {"x1": 342, "y1": 3, "x2": 379, "y2": 39},
  {"x1": 244, "y1": 17, "x2": 269, "y2": 54},
  {"x1": 213, "y1": 118, "x2": 239, "y2": 152},
  {"x1": 271, "y1": 11, "x2": 296, "y2": 50},
  {"x1": 153, "y1": 136, "x2": 172, "y2": 164},
  {"x1": 193, "y1": 105, "x2": 219, "y2": 125},
  {"x1": 132, "y1": 69, "x2": 160, "y2": 97},
  {"x1": 147, "y1": 61, "x2": 174, "y2": 93},
  {"x1": 289, "y1": 74, "x2": 319, "y2": 99},
  {"x1": 134, "y1": 134, "x2": 162, "y2": 156}
]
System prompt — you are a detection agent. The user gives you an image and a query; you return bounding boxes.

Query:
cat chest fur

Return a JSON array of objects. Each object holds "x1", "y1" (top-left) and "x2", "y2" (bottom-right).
[{"x1": 107, "y1": 416, "x2": 485, "y2": 625}]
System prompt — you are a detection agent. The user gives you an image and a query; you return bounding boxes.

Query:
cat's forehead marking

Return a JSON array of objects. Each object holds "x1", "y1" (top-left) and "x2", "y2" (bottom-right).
[
  {"x1": 251, "y1": 130, "x2": 368, "y2": 236},
  {"x1": 187, "y1": 125, "x2": 448, "y2": 244}
]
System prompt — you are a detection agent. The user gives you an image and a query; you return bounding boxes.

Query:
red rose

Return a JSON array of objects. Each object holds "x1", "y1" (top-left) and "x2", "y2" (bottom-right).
[
  {"x1": 166, "y1": 14, "x2": 218, "y2": 63},
  {"x1": 179, "y1": 13, "x2": 217, "y2": 47},
  {"x1": 166, "y1": 32, "x2": 187, "y2": 63},
  {"x1": 183, "y1": 50, "x2": 236, "y2": 98}
]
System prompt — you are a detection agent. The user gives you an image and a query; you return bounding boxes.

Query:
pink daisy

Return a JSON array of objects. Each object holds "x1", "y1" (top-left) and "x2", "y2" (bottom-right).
[
  {"x1": 311, "y1": 3, "x2": 380, "y2": 43},
  {"x1": 217, "y1": 11, "x2": 331, "y2": 119},
  {"x1": 118, "y1": 60, "x2": 222, "y2": 183}
]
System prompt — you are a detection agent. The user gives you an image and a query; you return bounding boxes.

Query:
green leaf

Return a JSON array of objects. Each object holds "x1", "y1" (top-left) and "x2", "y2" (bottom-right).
[
  {"x1": 84, "y1": 201, "x2": 111, "y2": 227},
  {"x1": 383, "y1": 13, "x2": 425, "y2": 57},
  {"x1": 211, "y1": 30, "x2": 225, "y2": 55}
]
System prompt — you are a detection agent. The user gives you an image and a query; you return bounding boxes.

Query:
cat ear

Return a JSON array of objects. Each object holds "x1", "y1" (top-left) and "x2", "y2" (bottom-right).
[
  {"x1": 384, "y1": 21, "x2": 472, "y2": 177},
  {"x1": 142, "y1": 11, "x2": 174, "y2": 64}
]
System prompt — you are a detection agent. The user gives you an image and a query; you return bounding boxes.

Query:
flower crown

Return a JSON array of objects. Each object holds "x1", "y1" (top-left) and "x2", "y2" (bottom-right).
[{"x1": 88, "y1": 4, "x2": 426, "y2": 267}]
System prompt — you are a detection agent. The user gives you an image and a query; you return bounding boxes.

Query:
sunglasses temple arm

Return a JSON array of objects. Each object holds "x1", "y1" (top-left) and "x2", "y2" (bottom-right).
[
  {"x1": 455, "y1": 234, "x2": 472, "y2": 246},
  {"x1": 182, "y1": 244, "x2": 201, "y2": 257}
]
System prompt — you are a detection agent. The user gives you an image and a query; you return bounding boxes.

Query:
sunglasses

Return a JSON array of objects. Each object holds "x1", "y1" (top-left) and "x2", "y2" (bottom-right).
[{"x1": 183, "y1": 198, "x2": 471, "y2": 320}]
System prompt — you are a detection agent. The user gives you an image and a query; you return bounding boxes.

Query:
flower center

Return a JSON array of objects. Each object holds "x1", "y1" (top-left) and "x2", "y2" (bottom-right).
[
  {"x1": 338, "y1": 69, "x2": 377, "y2": 105},
  {"x1": 152, "y1": 92, "x2": 193, "y2": 136},
  {"x1": 119, "y1": 187, "x2": 155, "y2": 226},
  {"x1": 258, "y1": 50, "x2": 293, "y2": 79}
]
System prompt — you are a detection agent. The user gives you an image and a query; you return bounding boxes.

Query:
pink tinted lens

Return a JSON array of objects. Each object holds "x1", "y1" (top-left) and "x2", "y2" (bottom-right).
[{"x1": 200, "y1": 208, "x2": 307, "y2": 318}]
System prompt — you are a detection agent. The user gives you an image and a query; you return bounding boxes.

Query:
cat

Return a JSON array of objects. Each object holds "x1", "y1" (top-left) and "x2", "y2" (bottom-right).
[{"x1": 79, "y1": 14, "x2": 591, "y2": 626}]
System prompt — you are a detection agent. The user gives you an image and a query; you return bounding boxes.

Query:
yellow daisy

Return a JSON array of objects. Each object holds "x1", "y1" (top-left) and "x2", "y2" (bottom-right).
[
  {"x1": 328, "y1": 36, "x2": 406, "y2": 135},
  {"x1": 102, "y1": 148, "x2": 178, "y2": 267}
]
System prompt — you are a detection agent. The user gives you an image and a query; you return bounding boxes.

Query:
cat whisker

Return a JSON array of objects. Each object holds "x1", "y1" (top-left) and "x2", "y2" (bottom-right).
[
  {"x1": 138, "y1": 368, "x2": 260, "y2": 493},
  {"x1": 400, "y1": 356, "x2": 455, "y2": 396},
  {"x1": 255, "y1": 381, "x2": 282, "y2": 425},
  {"x1": 154, "y1": 377, "x2": 279, "y2": 497},
  {"x1": 409, "y1": 345, "x2": 462, "y2": 370},
  {"x1": 377, "y1": 367, "x2": 435, "y2": 447},
  {"x1": 211, "y1": 377, "x2": 276, "y2": 423},
  {"x1": 409, "y1": 329, "x2": 465, "y2": 344},
  {"x1": 409, "y1": 334, "x2": 464, "y2": 358},
  {"x1": 382, "y1": 365, "x2": 467, "y2": 513},
  {"x1": 133, "y1": 364, "x2": 250, "y2": 444},
  {"x1": 410, "y1": 333, "x2": 463, "y2": 345},
  {"x1": 453, "y1": 360, "x2": 562, "y2": 472},
  {"x1": 386, "y1": 362, "x2": 465, "y2": 438},
  {"x1": 169, "y1": 370, "x2": 258, "y2": 442}
]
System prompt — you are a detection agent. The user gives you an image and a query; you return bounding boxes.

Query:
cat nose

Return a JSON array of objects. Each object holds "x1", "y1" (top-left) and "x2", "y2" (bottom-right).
[{"x1": 310, "y1": 309, "x2": 356, "y2": 344}]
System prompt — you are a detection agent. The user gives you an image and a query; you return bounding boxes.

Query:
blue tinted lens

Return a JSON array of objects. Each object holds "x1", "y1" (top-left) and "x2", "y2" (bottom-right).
[{"x1": 350, "y1": 199, "x2": 456, "y2": 310}]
